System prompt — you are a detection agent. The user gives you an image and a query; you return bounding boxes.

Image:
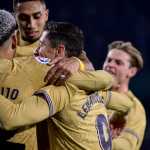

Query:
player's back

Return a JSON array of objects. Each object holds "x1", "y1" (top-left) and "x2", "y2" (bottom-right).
[
  {"x1": 45, "y1": 83, "x2": 112, "y2": 150},
  {"x1": 0, "y1": 56, "x2": 49, "y2": 100},
  {"x1": 0, "y1": 56, "x2": 49, "y2": 150},
  {"x1": 40, "y1": 82, "x2": 133, "y2": 150}
]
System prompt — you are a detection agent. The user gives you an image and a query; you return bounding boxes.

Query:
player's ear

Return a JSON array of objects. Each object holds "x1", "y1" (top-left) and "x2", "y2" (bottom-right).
[
  {"x1": 129, "y1": 67, "x2": 137, "y2": 78},
  {"x1": 57, "y1": 43, "x2": 65, "y2": 57},
  {"x1": 44, "y1": 9, "x2": 49, "y2": 22},
  {"x1": 11, "y1": 33, "x2": 17, "y2": 50}
]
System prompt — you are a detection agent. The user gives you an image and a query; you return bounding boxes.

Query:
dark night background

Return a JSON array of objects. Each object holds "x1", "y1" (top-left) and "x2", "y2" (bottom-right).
[{"x1": 1, "y1": 0, "x2": 150, "y2": 149}]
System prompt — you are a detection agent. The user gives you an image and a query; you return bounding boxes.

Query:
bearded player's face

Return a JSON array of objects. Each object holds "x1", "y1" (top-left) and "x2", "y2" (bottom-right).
[{"x1": 15, "y1": 1, "x2": 48, "y2": 43}]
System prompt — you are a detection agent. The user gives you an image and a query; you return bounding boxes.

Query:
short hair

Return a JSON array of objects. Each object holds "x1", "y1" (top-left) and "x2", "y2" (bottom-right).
[
  {"x1": 46, "y1": 21, "x2": 84, "y2": 57},
  {"x1": 108, "y1": 41, "x2": 143, "y2": 70},
  {"x1": 13, "y1": 0, "x2": 46, "y2": 11},
  {"x1": 0, "y1": 10, "x2": 17, "y2": 46}
]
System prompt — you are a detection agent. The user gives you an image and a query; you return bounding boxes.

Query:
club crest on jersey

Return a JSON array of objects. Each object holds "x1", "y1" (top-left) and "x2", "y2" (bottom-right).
[{"x1": 34, "y1": 56, "x2": 50, "y2": 64}]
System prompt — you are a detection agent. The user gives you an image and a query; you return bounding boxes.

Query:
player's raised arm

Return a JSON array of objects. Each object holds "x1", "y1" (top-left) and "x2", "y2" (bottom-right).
[
  {"x1": 67, "y1": 70, "x2": 114, "y2": 91},
  {"x1": 98, "y1": 91, "x2": 133, "y2": 113},
  {"x1": 112, "y1": 130, "x2": 138, "y2": 150}
]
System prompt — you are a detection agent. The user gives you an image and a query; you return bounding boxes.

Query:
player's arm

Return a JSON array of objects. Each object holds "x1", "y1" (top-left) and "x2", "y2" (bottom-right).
[
  {"x1": 44, "y1": 51, "x2": 94, "y2": 85},
  {"x1": 112, "y1": 130, "x2": 139, "y2": 150},
  {"x1": 99, "y1": 91, "x2": 133, "y2": 113},
  {"x1": 112, "y1": 123, "x2": 145, "y2": 150},
  {"x1": 0, "y1": 95, "x2": 49, "y2": 130},
  {"x1": 67, "y1": 70, "x2": 114, "y2": 91},
  {"x1": 112, "y1": 106, "x2": 146, "y2": 150},
  {"x1": 0, "y1": 85, "x2": 69, "y2": 130}
]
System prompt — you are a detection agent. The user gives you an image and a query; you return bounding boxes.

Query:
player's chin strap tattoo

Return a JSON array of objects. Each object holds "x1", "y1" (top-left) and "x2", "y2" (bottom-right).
[{"x1": 0, "y1": 129, "x2": 25, "y2": 150}]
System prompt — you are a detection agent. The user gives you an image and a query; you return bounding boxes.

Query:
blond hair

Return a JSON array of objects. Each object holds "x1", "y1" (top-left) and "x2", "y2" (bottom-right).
[{"x1": 108, "y1": 41, "x2": 143, "y2": 70}]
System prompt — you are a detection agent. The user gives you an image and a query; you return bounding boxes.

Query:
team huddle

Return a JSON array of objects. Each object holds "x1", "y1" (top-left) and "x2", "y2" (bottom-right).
[{"x1": 0, "y1": 0, "x2": 146, "y2": 150}]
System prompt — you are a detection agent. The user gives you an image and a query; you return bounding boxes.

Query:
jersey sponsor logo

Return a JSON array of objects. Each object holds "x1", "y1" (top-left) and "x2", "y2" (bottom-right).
[
  {"x1": 77, "y1": 92, "x2": 104, "y2": 119},
  {"x1": 0, "y1": 87, "x2": 19, "y2": 100},
  {"x1": 96, "y1": 114, "x2": 112, "y2": 150}
]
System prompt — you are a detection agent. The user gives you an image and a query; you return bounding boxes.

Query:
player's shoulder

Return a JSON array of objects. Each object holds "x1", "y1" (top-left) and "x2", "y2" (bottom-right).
[
  {"x1": 127, "y1": 90, "x2": 145, "y2": 112},
  {"x1": 14, "y1": 56, "x2": 39, "y2": 65},
  {"x1": 13, "y1": 56, "x2": 44, "y2": 74}
]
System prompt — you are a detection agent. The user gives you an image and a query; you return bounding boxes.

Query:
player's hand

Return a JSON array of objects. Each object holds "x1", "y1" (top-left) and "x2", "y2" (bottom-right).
[
  {"x1": 109, "y1": 112, "x2": 126, "y2": 139},
  {"x1": 110, "y1": 124, "x2": 123, "y2": 139},
  {"x1": 44, "y1": 57, "x2": 80, "y2": 86}
]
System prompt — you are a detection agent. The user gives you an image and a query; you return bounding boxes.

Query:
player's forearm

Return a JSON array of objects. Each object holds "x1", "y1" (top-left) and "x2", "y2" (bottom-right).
[
  {"x1": 112, "y1": 131, "x2": 138, "y2": 150},
  {"x1": 68, "y1": 70, "x2": 114, "y2": 91},
  {"x1": 0, "y1": 95, "x2": 50, "y2": 130},
  {"x1": 101, "y1": 91, "x2": 133, "y2": 113}
]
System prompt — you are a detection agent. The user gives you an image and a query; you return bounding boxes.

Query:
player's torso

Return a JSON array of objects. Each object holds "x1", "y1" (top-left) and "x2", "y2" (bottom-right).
[
  {"x1": 0, "y1": 57, "x2": 48, "y2": 101},
  {"x1": 49, "y1": 88, "x2": 112, "y2": 150},
  {"x1": 0, "y1": 57, "x2": 49, "y2": 150}
]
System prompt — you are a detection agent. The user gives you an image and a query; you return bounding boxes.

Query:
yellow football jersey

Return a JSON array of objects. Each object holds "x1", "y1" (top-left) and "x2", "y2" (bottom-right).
[
  {"x1": 0, "y1": 56, "x2": 50, "y2": 150},
  {"x1": 31, "y1": 84, "x2": 133, "y2": 150},
  {"x1": 15, "y1": 32, "x2": 39, "y2": 57},
  {"x1": 0, "y1": 81, "x2": 133, "y2": 150},
  {"x1": 111, "y1": 91, "x2": 146, "y2": 150},
  {"x1": 0, "y1": 56, "x2": 116, "y2": 150},
  {"x1": 15, "y1": 41, "x2": 39, "y2": 57},
  {"x1": 44, "y1": 85, "x2": 112, "y2": 150}
]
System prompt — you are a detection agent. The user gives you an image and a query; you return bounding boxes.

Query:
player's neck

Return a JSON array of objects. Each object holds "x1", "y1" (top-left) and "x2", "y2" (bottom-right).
[
  {"x1": 112, "y1": 82, "x2": 129, "y2": 94},
  {"x1": 17, "y1": 31, "x2": 37, "y2": 46}
]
